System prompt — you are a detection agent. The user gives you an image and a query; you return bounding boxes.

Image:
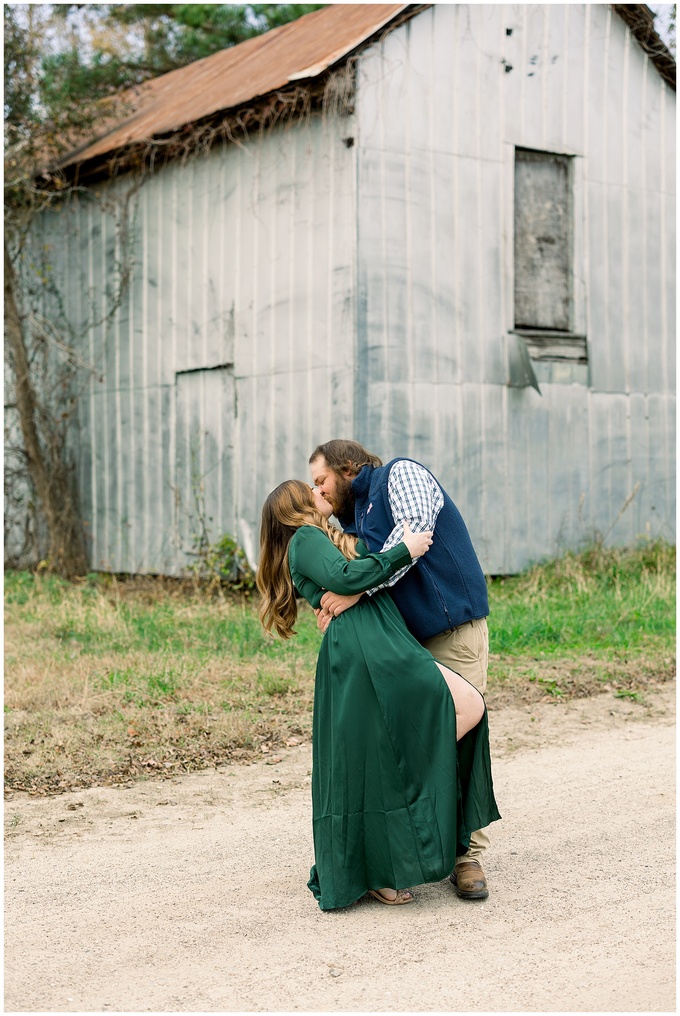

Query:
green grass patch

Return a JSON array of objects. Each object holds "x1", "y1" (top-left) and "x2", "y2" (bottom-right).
[{"x1": 4, "y1": 539, "x2": 675, "y2": 794}]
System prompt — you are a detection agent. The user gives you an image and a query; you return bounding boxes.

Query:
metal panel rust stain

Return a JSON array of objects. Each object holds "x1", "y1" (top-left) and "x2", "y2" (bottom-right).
[{"x1": 62, "y1": 4, "x2": 410, "y2": 167}]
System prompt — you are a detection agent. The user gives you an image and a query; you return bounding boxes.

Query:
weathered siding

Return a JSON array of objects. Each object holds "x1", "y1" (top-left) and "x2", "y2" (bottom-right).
[
  {"x1": 354, "y1": 3, "x2": 675, "y2": 572},
  {"x1": 34, "y1": 112, "x2": 356, "y2": 573},
  {"x1": 11, "y1": 3, "x2": 674, "y2": 577}
]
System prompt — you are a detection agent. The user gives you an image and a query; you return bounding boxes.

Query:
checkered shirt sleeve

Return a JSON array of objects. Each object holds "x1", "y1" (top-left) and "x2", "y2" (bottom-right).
[{"x1": 367, "y1": 460, "x2": 444, "y2": 592}]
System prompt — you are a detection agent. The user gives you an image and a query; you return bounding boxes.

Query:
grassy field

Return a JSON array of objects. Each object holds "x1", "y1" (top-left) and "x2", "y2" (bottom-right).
[{"x1": 4, "y1": 540, "x2": 675, "y2": 795}]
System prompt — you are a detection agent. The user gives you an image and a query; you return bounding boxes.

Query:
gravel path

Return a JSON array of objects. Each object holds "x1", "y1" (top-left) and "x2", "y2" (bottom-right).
[{"x1": 5, "y1": 684, "x2": 675, "y2": 1013}]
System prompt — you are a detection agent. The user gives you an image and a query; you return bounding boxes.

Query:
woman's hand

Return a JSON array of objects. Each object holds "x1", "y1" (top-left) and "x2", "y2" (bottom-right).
[{"x1": 402, "y1": 521, "x2": 433, "y2": 559}]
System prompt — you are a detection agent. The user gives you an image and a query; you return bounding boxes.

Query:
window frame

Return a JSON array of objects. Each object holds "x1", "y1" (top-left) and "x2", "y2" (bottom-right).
[{"x1": 504, "y1": 144, "x2": 587, "y2": 368}]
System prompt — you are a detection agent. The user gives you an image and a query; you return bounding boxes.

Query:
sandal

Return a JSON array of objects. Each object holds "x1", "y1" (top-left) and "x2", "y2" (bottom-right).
[{"x1": 368, "y1": 888, "x2": 415, "y2": 906}]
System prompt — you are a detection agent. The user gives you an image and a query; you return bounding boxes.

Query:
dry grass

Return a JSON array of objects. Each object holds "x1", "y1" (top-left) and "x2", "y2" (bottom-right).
[
  {"x1": 5, "y1": 574, "x2": 317, "y2": 794},
  {"x1": 4, "y1": 541, "x2": 675, "y2": 795}
]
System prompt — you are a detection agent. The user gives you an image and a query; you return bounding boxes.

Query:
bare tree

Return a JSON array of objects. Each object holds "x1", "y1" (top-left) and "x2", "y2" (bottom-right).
[{"x1": 3, "y1": 6, "x2": 135, "y2": 576}]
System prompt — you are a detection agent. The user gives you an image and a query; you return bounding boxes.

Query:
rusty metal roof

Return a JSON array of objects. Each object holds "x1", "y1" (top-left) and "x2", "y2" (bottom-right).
[
  {"x1": 61, "y1": 2, "x2": 674, "y2": 171},
  {"x1": 61, "y1": 4, "x2": 411, "y2": 168}
]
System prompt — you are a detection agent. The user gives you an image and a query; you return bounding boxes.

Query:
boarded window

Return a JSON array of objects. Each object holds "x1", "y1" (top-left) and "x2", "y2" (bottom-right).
[{"x1": 514, "y1": 149, "x2": 572, "y2": 331}]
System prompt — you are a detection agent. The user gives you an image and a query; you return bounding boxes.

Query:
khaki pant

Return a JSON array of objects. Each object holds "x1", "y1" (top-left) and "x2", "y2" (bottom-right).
[{"x1": 422, "y1": 617, "x2": 491, "y2": 867}]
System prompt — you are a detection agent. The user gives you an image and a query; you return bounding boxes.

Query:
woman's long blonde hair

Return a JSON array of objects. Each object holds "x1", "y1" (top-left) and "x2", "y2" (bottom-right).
[{"x1": 257, "y1": 479, "x2": 358, "y2": 639}]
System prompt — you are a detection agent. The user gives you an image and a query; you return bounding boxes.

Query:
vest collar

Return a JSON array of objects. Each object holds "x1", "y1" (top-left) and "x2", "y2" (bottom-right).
[{"x1": 351, "y1": 464, "x2": 375, "y2": 500}]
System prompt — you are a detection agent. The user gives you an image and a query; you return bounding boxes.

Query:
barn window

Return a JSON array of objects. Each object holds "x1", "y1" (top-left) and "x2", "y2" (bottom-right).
[{"x1": 512, "y1": 148, "x2": 587, "y2": 364}]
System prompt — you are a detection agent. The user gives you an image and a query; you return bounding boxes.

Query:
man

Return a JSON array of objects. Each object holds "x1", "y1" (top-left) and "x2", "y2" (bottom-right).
[{"x1": 309, "y1": 438, "x2": 493, "y2": 901}]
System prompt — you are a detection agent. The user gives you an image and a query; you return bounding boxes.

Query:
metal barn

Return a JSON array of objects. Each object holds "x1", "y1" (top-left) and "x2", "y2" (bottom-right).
[{"x1": 13, "y1": 3, "x2": 676, "y2": 574}]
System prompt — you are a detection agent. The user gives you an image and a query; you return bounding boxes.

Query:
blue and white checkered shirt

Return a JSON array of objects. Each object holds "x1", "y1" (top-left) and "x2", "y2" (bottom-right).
[{"x1": 369, "y1": 460, "x2": 444, "y2": 591}]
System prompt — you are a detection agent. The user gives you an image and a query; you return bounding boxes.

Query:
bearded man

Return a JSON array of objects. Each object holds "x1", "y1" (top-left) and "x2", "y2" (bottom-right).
[{"x1": 309, "y1": 438, "x2": 493, "y2": 901}]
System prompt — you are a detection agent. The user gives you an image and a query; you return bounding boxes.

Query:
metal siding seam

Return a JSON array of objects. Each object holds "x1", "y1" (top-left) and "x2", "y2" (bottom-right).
[
  {"x1": 623, "y1": 27, "x2": 630, "y2": 192},
  {"x1": 452, "y1": 152, "x2": 461, "y2": 392},
  {"x1": 582, "y1": 9, "x2": 593, "y2": 389},
  {"x1": 217, "y1": 368, "x2": 224, "y2": 536},
  {"x1": 603, "y1": 8, "x2": 611, "y2": 180},
  {"x1": 561, "y1": 5, "x2": 569, "y2": 149},
  {"x1": 233, "y1": 148, "x2": 242, "y2": 538},
  {"x1": 304, "y1": 128, "x2": 313, "y2": 451},
  {"x1": 638, "y1": 51, "x2": 650, "y2": 394},
  {"x1": 73, "y1": 206, "x2": 84, "y2": 553},
  {"x1": 141, "y1": 182, "x2": 149, "y2": 571},
  {"x1": 114, "y1": 208, "x2": 123, "y2": 572},
  {"x1": 474, "y1": 11, "x2": 483, "y2": 360},
  {"x1": 356, "y1": 144, "x2": 370, "y2": 439},
  {"x1": 252, "y1": 133, "x2": 259, "y2": 388},
  {"x1": 86, "y1": 202, "x2": 97, "y2": 567},
  {"x1": 354, "y1": 62, "x2": 362, "y2": 440},
  {"x1": 429, "y1": 7, "x2": 438, "y2": 462},
  {"x1": 156, "y1": 177, "x2": 166, "y2": 570},
  {"x1": 101, "y1": 206, "x2": 110, "y2": 568},
  {"x1": 188, "y1": 162, "x2": 195, "y2": 371},
  {"x1": 583, "y1": 5, "x2": 590, "y2": 164},
  {"x1": 404, "y1": 21, "x2": 414, "y2": 459},
  {"x1": 380, "y1": 37, "x2": 389, "y2": 436},
  {"x1": 496, "y1": 8, "x2": 508, "y2": 570},
  {"x1": 474, "y1": 33, "x2": 487, "y2": 551},
  {"x1": 500, "y1": 383, "x2": 509, "y2": 572},
  {"x1": 623, "y1": 27, "x2": 631, "y2": 395},
  {"x1": 625, "y1": 384, "x2": 634, "y2": 542},
  {"x1": 452, "y1": 8, "x2": 461, "y2": 387},
  {"x1": 217, "y1": 155, "x2": 224, "y2": 529},
  {"x1": 202, "y1": 161, "x2": 209, "y2": 368},
  {"x1": 541, "y1": 5, "x2": 549, "y2": 149},
  {"x1": 451, "y1": 6, "x2": 459, "y2": 157},
  {"x1": 659, "y1": 81, "x2": 668, "y2": 393},
  {"x1": 268, "y1": 132, "x2": 277, "y2": 480},
  {"x1": 288, "y1": 127, "x2": 296, "y2": 476},
  {"x1": 520, "y1": 5, "x2": 528, "y2": 143},
  {"x1": 327, "y1": 115, "x2": 336, "y2": 441},
  {"x1": 606, "y1": 397, "x2": 614, "y2": 539},
  {"x1": 658, "y1": 87, "x2": 666, "y2": 520},
  {"x1": 169, "y1": 169, "x2": 179, "y2": 571},
  {"x1": 547, "y1": 387, "x2": 553, "y2": 555},
  {"x1": 128, "y1": 196, "x2": 136, "y2": 572},
  {"x1": 349, "y1": 104, "x2": 358, "y2": 440},
  {"x1": 602, "y1": 9, "x2": 611, "y2": 391},
  {"x1": 230, "y1": 151, "x2": 241, "y2": 527}
]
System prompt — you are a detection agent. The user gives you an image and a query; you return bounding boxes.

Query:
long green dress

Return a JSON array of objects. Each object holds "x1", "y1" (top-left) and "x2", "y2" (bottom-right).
[{"x1": 288, "y1": 525, "x2": 501, "y2": 911}]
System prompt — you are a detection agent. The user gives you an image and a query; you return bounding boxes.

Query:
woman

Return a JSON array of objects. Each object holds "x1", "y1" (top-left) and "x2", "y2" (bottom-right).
[{"x1": 257, "y1": 479, "x2": 500, "y2": 910}]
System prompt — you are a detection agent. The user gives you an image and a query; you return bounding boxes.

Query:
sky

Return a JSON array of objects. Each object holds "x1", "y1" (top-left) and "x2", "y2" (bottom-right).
[{"x1": 648, "y1": 4, "x2": 676, "y2": 50}]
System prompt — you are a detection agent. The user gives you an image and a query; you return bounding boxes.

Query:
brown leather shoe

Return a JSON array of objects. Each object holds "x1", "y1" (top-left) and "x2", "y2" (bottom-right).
[{"x1": 450, "y1": 860, "x2": 489, "y2": 900}]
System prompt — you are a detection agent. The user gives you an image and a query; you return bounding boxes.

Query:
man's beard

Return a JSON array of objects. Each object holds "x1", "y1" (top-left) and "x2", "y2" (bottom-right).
[{"x1": 329, "y1": 474, "x2": 355, "y2": 520}]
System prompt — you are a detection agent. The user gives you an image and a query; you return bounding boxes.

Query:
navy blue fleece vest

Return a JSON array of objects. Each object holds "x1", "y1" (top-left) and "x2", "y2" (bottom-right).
[{"x1": 348, "y1": 460, "x2": 489, "y2": 642}]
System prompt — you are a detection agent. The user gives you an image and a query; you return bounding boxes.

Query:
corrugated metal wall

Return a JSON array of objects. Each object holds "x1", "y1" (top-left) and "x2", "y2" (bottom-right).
[
  {"x1": 35, "y1": 112, "x2": 357, "y2": 573},
  {"x1": 354, "y1": 3, "x2": 675, "y2": 572},
  {"x1": 19, "y1": 3, "x2": 675, "y2": 576}
]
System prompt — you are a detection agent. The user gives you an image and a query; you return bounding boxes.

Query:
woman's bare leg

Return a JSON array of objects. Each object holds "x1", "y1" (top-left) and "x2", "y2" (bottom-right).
[{"x1": 435, "y1": 662, "x2": 485, "y2": 740}]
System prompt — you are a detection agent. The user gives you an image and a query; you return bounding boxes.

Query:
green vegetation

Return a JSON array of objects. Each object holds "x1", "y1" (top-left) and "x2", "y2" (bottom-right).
[
  {"x1": 4, "y1": 540, "x2": 675, "y2": 795},
  {"x1": 486, "y1": 540, "x2": 675, "y2": 698}
]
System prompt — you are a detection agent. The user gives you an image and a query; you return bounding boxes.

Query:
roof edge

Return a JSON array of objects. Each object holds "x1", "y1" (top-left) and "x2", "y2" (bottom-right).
[
  {"x1": 612, "y1": 4, "x2": 676, "y2": 90},
  {"x1": 58, "y1": 4, "x2": 429, "y2": 181}
]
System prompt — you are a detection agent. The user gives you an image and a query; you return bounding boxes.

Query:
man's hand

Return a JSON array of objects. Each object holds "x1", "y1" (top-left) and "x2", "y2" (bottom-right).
[
  {"x1": 320, "y1": 591, "x2": 362, "y2": 621},
  {"x1": 313, "y1": 607, "x2": 333, "y2": 634}
]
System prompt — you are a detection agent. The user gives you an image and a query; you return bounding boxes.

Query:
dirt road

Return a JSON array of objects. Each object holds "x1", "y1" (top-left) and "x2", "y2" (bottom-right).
[{"x1": 5, "y1": 685, "x2": 676, "y2": 1013}]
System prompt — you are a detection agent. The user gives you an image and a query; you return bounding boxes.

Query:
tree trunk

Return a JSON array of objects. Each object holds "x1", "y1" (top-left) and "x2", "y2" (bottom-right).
[{"x1": 4, "y1": 239, "x2": 89, "y2": 577}]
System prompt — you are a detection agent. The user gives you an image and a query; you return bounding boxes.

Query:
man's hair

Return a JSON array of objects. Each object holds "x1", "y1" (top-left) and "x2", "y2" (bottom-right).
[{"x1": 309, "y1": 439, "x2": 382, "y2": 477}]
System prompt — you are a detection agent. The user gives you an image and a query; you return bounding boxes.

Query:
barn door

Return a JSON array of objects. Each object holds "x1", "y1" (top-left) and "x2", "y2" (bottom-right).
[{"x1": 174, "y1": 366, "x2": 235, "y2": 569}]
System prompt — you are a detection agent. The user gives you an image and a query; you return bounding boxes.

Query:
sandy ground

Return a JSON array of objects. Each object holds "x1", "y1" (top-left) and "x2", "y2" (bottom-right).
[{"x1": 4, "y1": 684, "x2": 676, "y2": 1014}]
